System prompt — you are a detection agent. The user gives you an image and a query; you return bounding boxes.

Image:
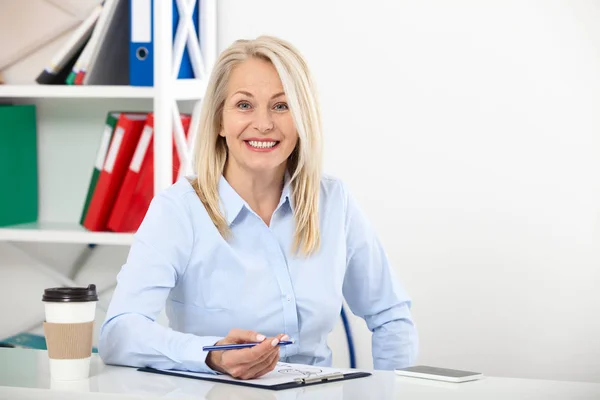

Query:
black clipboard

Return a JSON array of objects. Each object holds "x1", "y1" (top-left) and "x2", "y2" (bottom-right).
[{"x1": 137, "y1": 366, "x2": 372, "y2": 391}]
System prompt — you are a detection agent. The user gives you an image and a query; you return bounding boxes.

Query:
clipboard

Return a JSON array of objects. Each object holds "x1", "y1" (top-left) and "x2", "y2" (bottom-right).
[{"x1": 137, "y1": 365, "x2": 371, "y2": 391}]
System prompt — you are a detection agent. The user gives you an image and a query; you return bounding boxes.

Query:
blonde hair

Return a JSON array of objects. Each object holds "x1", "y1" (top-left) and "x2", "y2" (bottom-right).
[{"x1": 191, "y1": 36, "x2": 322, "y2": 255}]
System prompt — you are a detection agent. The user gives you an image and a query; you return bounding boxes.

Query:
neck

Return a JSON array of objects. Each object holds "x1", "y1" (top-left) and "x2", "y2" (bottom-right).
[{"x1": 224, "y1": 161, "x2": 286, "y2": 225}]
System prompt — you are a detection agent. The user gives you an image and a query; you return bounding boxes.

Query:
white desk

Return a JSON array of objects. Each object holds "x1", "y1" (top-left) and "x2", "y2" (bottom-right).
[{"x1": 0, "y1": 348, "x2": 598, "y2": 400}]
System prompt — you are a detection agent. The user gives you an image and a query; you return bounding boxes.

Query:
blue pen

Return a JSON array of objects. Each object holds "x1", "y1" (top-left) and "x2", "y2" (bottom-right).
[{"x1": 203, "y1": 340, "x2": 294, "y2": 352}]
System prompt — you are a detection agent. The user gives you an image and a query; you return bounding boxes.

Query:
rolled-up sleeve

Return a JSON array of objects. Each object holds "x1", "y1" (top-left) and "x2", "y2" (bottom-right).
[
  {"x1": 340, "y1": 182, "x2": 418, "y2": 370},
  {"x1": 98, "y1": 190, "x2": 222, "y2": 373}
]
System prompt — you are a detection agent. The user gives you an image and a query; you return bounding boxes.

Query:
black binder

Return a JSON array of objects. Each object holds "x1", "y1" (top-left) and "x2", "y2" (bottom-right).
[{"x1": 137, "y1": 367, "x2": 372, "y2": 391}]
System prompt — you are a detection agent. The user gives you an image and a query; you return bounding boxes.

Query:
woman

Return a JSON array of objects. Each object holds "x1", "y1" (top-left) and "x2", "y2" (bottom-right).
[{"x1": 99, "y1": 35, "x2": 418, "y2": 380}]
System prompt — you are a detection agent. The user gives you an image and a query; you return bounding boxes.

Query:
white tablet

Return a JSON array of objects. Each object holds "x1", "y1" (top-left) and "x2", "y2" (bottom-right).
[{"x1": 394, "y1": 365, "x2": 484, "y2": 383}]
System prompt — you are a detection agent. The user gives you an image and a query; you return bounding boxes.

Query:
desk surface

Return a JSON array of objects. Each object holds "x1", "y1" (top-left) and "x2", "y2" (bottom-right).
[{"x1": 0, "y1": 348, "x2": 599, "y2": 400}]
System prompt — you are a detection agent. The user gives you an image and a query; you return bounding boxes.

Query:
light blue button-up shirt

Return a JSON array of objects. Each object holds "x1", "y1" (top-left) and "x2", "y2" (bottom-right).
[{"x1": 99, "y1": 175, "x2": 418, "y2": 373}]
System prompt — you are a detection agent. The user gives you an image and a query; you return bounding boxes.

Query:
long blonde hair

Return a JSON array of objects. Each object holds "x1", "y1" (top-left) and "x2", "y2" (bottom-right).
[{"x1": 192, "y1": 36, "x2": 322, "y2": 255}]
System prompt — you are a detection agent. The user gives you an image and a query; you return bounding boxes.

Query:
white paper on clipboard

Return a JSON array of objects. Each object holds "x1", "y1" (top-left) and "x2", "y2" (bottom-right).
[{"x1": 156, "y1": 362, "x2": 363, "y2": 388}]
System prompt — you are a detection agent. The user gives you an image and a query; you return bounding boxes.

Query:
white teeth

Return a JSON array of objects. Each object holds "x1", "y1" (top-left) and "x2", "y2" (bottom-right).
[{"x1": 248, "y1": 140, "x2": 277, "y2": 149}]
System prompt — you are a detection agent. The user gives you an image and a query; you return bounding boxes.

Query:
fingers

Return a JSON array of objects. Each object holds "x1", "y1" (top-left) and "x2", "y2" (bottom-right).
[
  {"x1": 247, "y1": 341, "x2": 277, "y2": 365},
  {"x1": 223, "y1": 336, "x2": 278, "y2": 368},
  {"x1": 237, "y1": 348, "x2": 281, "y2": 380},
  {"x1": 239, "y1": 334, "x2": 286, "y2": 379},
  {"x1": 218, "y1": 332, "x2": 289, "y2": 380},
  {"x1": 238, "y1": 333, "x2": 287, "y2": 368},
  {"x1": 250, "y1": 349, "x2": 281, "y2": 379},
  {"x1": 249, "y1": 335, "x2": 282, "y2": 357},
  {"x1": 226, "y1": 328, "x2": 266, "y2": 344}
]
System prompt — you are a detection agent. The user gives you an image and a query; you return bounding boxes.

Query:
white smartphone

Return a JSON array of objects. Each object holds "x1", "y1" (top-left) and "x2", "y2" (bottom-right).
[{"x1": 394, "y1": 365, "x2": 484, "y2": 383}]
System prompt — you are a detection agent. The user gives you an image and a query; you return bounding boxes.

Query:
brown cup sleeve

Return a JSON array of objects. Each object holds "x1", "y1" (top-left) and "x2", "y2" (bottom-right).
[{"x1": 43, "y1": 321, "x2": 94, "y2": 360}]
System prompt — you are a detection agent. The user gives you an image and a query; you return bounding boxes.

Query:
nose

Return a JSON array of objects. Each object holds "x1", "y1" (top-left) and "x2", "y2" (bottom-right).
[{"x1": 253, "y1": 107, "x2": 274, "y2": 133}]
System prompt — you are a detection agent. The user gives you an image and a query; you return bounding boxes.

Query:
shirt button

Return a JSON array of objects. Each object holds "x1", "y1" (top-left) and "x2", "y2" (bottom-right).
[{"x1": 286, "y1": 295, "x2": 291, "y2": 302}]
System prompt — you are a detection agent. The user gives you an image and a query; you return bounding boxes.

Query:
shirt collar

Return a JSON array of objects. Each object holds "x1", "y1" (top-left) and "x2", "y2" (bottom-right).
[
  {"x1": 218, "y1": 176, "x2": 245, "y2": 226},
  {"x1": 279, "y1": 171, "x2": 294, "y2": 212},
  {"x1": 219, "y1": 172, "x2": 294, "y2": 226}
]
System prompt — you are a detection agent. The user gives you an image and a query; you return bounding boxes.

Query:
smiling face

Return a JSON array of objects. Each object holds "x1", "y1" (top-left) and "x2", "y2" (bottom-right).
[{"x1": 220, "y1": 57, "x2": 299, "y2": 176}]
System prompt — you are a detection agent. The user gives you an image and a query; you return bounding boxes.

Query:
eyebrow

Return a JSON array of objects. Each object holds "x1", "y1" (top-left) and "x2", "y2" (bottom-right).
[{"x1": 232, "y1": 90, "x2": 286, "y2": 100}]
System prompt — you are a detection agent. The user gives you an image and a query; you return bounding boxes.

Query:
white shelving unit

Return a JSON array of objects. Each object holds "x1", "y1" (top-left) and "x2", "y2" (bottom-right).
[
  {"x1": 0, "y1": 79, "x2": 207, "y2": 101},
  {"x1": 0, "y1": 0, "x2": 217, "y2": 247},
  {"x1": 0, "y1": 222, "x2": 134, "y2": 246},
  {"x1": 0, "y1": 0, "x2": 217, "y2": 344}
]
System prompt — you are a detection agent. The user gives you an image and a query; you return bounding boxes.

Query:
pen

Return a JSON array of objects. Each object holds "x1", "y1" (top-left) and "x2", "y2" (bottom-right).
[{"x1": 203, "y1": 340, "x2": 295, "y2": 352}]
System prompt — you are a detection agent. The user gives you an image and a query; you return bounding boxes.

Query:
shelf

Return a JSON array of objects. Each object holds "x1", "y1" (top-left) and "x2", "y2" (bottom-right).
[
  {"x1": 0, "y1": 79, "x2": 206, "y2": 101},
  {"x1": 0, "y1": 85, "x2": 152, "y2": 99},
  {"x1": 0, "y1": 222, "x2": 134, "y2": 246}
]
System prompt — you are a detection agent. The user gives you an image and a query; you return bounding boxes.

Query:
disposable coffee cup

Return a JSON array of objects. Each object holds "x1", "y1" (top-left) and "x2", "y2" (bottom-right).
[{"x1": 42, "y1": 284, "x2": 98, "y2": 381}]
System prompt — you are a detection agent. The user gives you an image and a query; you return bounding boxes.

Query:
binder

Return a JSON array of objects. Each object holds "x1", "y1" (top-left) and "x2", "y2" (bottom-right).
[
  {"x1": 35, "y1": 36, "x2": 87, "y2": 86},
  {"x1": 107, "y1": 113, "x2": 191, "y2": 232},
  {"x1": 83, "y1": 0, "x2": 130, "y2": 85},
  {"x1": 105, "y1": 118, "x2": 153, "y2": 232},
  {"x1": 36, "y1": 4, "x2": 101, "y2": 85},
  {"x1": 82, "y1": 113, "x2": 148, "y2": 232},
  {"x1": 79, "y1": 112, "x2": 121, "y2": 226},
  {"x1": 129, "y1": 0, "x2": 199, "y2": 86},
  {"x1": 0, "y1": 105, "x2": 38, "y2": 227},
  {"x1": 137, "y1": 364, "x2": 371, "y2": 391},
  {"x1": 66, "y1": 0, "x2": 117, "y2": 85}
]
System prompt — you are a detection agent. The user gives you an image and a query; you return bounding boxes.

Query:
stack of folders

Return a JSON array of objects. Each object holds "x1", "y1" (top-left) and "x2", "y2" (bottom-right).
[
  {"x1": 80, "y1": 111, "x2": 191, "y2": 233},
  {"x1": 36, "y1": 0, "x2": 200, "y2": 86}
]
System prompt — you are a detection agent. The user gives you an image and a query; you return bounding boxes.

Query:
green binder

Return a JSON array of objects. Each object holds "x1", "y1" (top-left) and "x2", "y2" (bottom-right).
[
  {"x1": 79, "y1": 112, "x2": 121, "y2": 225},
  {"x1": 65, "y1": 71, "x2": 77, "y2": 85},
  {"x1": 0, "y1": 105, "x2": 38, "y2": 227}
]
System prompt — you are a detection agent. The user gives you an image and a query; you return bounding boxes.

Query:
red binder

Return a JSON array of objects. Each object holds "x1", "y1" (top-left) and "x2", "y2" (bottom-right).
[
  {"x1": 106, "y1": 113, "x2": 191, "y2": 232},
  {"x1": 74, "y1": 70, "x2": 86, "y2": 85},
  {"x1": 83, "y1": 113, "x2": 148, "y2": 232}
]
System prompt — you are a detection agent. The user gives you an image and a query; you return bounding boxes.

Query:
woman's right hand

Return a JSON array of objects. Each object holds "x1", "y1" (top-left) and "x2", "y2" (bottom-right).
[{"x1": 206, "y1": 329, "x2": 288, "y2": 380}]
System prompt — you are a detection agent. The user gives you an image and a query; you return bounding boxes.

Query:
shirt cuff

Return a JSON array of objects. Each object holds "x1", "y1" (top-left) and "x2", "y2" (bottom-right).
[{"x1": 180, "y1": 335, "x2": 224, "y2": 374}]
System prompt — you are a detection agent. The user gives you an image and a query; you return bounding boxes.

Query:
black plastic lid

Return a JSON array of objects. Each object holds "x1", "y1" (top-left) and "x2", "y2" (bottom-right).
[{"x1": 42, "y1": 284, "x2": 98, "y2": 302}]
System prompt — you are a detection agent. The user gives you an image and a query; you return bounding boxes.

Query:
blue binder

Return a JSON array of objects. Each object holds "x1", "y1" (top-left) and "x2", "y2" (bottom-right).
[{"x1": 129, "y1": 0, "x2": 199, "y2": 86}]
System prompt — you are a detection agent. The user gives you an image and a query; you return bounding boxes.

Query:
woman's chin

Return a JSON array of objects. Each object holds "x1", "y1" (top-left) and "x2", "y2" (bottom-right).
[{"x1": 244, "y1": 160, "x2": 287, "y2": 174}]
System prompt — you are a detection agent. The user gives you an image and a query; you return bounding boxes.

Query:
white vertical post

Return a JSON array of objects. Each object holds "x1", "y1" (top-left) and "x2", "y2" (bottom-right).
[
  {"x1": 201, "y1": 0, "x2": 217, "y2": 73},
  {"x1": 153, "y1": 0, "x2": 174, "y2": 194}
]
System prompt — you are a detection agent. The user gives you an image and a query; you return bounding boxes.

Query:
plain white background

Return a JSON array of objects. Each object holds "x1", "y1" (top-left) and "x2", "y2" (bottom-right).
[{"x1": 1, "y1": 0, "x2": 599, "y2": 383}]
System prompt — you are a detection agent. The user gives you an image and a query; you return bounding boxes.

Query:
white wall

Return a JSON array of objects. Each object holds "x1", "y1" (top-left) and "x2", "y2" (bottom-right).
[
  {"x1": 1, "y1": 0, "x2": 599, "y2": 384},
  {"x1": 216, "y1": 0, "x2": 600, "y2": 383}
]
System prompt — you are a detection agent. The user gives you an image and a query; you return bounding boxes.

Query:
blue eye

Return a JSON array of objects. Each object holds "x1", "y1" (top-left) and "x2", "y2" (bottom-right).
[
  {"x1": 274, "y1": 103, "x2": 289, "y2": 111},
  {"x1": 237, "y1": 101, "x2": 251, "y2": 110}
]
